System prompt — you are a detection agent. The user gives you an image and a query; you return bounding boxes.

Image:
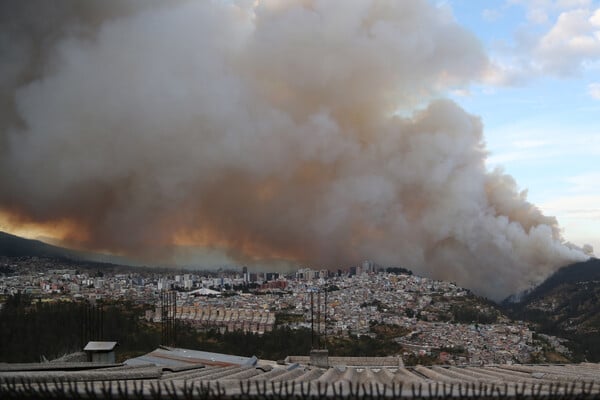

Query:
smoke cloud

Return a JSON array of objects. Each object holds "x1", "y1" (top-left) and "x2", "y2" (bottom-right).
[{"x1": 0, "y1": 0, "x2": 589, "y2": 300}]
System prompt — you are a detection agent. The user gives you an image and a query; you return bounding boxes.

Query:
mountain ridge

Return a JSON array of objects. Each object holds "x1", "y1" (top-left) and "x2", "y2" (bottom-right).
[
  {"x1": 503, "y1": 257, "x2": 600, "y2": 361},
  {"x1": 502, "y1": 258, "x2": 600, "y2": 306},
  {"x1": 0, "y1": 231, "x2": 135, "y2": 266},
  {"x1": 0, "y1": 231, "x2": 82, "y2": 259}
]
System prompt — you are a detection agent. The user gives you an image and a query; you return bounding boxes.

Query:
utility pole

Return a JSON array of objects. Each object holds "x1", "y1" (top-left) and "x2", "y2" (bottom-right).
[
  {"x1": 310, "y1": 290, "x2": 314, "y2": 348},
  {"x1": 324, "y1": 287, "x2": 328, "y2": 349},
  {"x1": 317, "y1": 288, "x2": 321, "y2": 349}
]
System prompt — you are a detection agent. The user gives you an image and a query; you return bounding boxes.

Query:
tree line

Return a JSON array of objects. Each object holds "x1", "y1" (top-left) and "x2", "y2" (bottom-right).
[{"x1": 0, "y1": 293, "x2": 405, "y2": 363}]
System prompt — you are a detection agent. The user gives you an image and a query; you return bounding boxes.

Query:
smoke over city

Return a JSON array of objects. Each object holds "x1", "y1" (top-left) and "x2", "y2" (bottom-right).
[{"x1": 0, "y1": 0, "x2": 590, "y2": 300}]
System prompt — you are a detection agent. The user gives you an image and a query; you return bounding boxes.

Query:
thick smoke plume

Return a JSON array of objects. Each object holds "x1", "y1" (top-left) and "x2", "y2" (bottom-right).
[{"x1": 0, "y1": 0, "x2": 589, "y2": 299}]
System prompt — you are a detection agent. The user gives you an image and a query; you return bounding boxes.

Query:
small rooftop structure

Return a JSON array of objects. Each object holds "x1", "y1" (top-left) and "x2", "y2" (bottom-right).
[
  {"x1": 83, "y1": 341, "x2": 118, "y2": 364},
  {"x1": 309, "y1": 349, "x2": 329, "y2": 368}
]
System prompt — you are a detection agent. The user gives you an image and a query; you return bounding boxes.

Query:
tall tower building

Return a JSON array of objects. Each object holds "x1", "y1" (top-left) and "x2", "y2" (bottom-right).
[{"x1": 242, "y1": 266, "x2": 249, "y2": 283}]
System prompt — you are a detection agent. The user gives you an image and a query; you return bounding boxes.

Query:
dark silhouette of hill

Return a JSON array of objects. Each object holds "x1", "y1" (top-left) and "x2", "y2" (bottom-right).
[
  {"x1": 0, "y1": 231, "x2": 80, "y2": 259},
  {"x1": 503, "y1": 257, "x2": 600, "y2": 361},
  {"x1": 513, "y1": 258, "x2": 600, "y2": 305},
  {"x1": 0, "y1": 231, "x2": 135, "y2": 267}
]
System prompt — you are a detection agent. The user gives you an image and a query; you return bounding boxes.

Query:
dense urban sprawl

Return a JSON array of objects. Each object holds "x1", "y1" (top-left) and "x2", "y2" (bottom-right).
[{"x1": 0, "y1": 257, "x2": 569, "y2": 364}]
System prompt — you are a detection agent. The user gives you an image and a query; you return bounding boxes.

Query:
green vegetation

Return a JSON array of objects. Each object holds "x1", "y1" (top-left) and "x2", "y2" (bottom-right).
[
  {"x1": 528, "y1": 334, "x2": 571, "y2": 364},
  {"x1": 403, "y1": 353, "x2": 438, "y2": 366},
  {"x1": 360, "y1": 299, "x2": 388, "y2": 312},
  {"x1": 181, "y1": 324, "x2": 403, "y2": 360},
  {"x1": 325, "y1": 334, "x2": 402, "y2": 357},
  {"x1": 451, "y1": 304, "x2": 498, "y2": 324},
  {"x1": 369, "y1": 321, "x2": 410, "y2": 339},
  {"x1": 0, "y1": 294, "x2": 160, "y2": 363},
  {"x1": 275, "y1": 312, "x2": 305, "y2": 325},
  {"x1": 505, "y1": 260, "x2": 600, "y2": 362},
  {"x1": 0, "y1": 294, "x2": 404, "y2": 363}
]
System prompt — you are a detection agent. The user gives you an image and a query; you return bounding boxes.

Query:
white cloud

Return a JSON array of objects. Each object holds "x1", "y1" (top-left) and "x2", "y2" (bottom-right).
[
  {"x1": 557, "y1": 0, "x2": 593, "y2": 9},
  {"x1": 589, "y1": 82, "x2": 600, "y2": 98},
  {"x1": 535, "y1": 7, "x2": 600, "y2": 75},
  {"x1": 592, "y1": 7, "x2": 600, "y2": 25},
  {"x1": 507, "y1": 0, "x2": 548, "y2": 24},
  {"x1": 485, "y1": 2, "x2": 600, "y2": 84},
  {"x1": 508, "y1": 0, "x2": 593, "y2": 24}
]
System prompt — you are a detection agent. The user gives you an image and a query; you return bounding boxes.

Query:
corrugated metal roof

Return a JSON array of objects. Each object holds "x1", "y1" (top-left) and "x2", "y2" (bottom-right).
[
  {"x1": 3, "y1": 351, "x2": 600, "y2": 398},
  {"x1": 0, "y1": 362, "x2": 120, "y2": 372},
  {"x1": 124, "y1": 347, "x2": 258, "y2": 368},
  {"x1": 83, "y1": 341, "x2": 118, "y2": 352},
  {"x1": 286, "y1": 356, "x2": 404, "y2": 367},
  {"x1": 3, "y1": 363, "x2": 600, "y2": 398},
  {"x1": 0, "y1": 363, "x2": 161, "y2": 382}
]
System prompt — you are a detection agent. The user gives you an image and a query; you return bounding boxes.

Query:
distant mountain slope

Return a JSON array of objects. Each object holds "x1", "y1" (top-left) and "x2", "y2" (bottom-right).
[
  {"x1": 0, "y1": 231, "x2": 134, "y2": 266},
  {"x1": 518, "y1": 258, "x2": 600, "y2": 304},
  {"x1": 504, "y1": 258, "x2": 600, "y2": 361},
  {"x1": 0, "y1": 231, "x2": 80, "y2": 259}
]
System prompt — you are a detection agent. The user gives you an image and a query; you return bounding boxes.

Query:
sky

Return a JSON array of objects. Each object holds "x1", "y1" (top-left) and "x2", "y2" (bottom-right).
[
  {"x1": 0, "y1": 0, "x2": 598, "y2": 299},
  {"x1": 445, "y1": 0, "x2": 600, "y2": 254}
]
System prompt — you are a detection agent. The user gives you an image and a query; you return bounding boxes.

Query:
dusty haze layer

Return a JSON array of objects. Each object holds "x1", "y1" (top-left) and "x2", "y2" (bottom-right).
[{"x1": 0, "y1": 0, "x2": 589, "y2": 300}]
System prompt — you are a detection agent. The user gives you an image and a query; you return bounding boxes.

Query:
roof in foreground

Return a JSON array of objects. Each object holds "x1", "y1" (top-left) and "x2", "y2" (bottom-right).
[
  {"x1": 124, "y1": 346, "x2": 258, "y2": 367},
  {"x1": 285, "y1": 355, "x2": 404, "y2": 367},
  {"x1": 2, "y1": 357, "x2": 600, "y2": 398}
]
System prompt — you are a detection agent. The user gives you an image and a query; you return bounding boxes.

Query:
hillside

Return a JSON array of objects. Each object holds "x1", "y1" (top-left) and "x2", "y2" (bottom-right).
[
  {"x1": 0, "y1": 231, "x2": 80, "y2": 259},
  {"x1": 504, "y1": 258, "x2": 600, "y2": 361},
  {"x1": 516, "y1": 258, "x2": 600, "y2": 304},
  {"x1": 0, "y1": 231, "x2": 135, "y2": 267}
]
